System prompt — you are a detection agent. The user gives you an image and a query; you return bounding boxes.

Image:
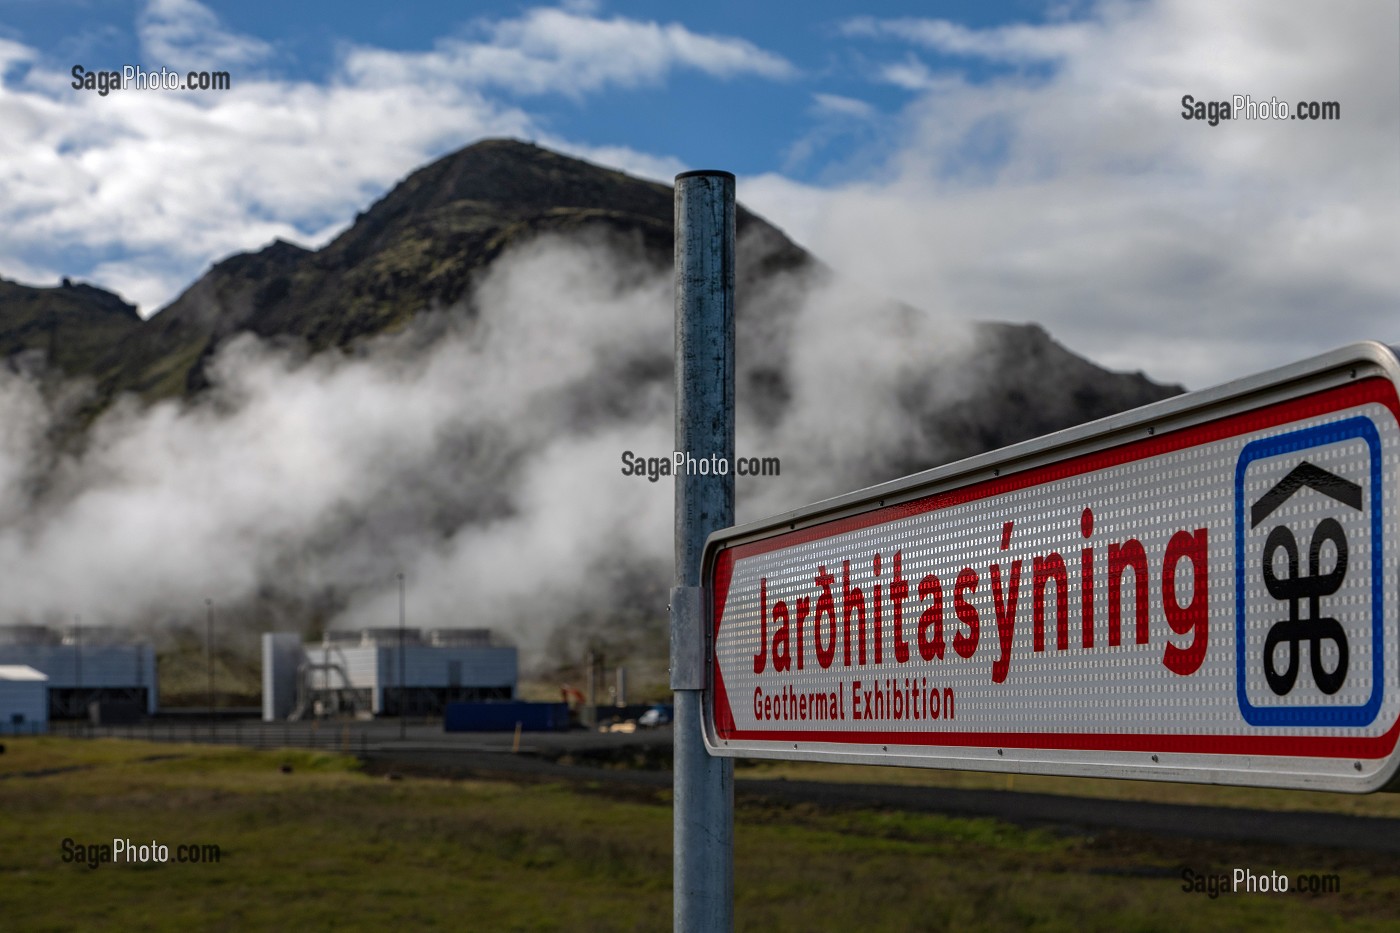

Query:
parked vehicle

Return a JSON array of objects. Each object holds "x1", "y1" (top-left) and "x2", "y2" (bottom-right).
[{"x1": 638, "y1": 704, "x2": 673, "y2": 727}]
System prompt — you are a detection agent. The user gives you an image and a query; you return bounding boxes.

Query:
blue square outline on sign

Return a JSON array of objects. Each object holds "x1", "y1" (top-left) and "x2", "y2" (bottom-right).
[{"x1": 1234, "y1": 416, "x2": 1383, "y2": 727}]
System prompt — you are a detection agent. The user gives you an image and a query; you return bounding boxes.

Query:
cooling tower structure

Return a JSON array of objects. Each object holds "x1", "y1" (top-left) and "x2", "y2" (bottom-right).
[
  {"x1": 0, "y1": 625, "x2": 158, "y2": 718},
  {"x1": 261, "y1": 628, "x2": 516, "y2": 721},
  {"x1": 0, "y1": 665, "x2": 48, "y2": 734}
]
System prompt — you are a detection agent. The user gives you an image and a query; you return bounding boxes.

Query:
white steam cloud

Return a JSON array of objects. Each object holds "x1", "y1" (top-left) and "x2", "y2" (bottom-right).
[{"x1": 0, "y1": 233, "x2": 969, "y2": 667}]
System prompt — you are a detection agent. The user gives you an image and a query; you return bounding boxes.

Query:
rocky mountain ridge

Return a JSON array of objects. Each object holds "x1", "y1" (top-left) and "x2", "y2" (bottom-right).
[{"x1": 0, "y1": 138, "x2": 1180, "y2": 463}]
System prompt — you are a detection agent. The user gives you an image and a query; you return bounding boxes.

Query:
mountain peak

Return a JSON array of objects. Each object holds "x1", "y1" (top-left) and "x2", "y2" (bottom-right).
[
  {"x1": 0, "y1": 277, "x2": 141, "y2": 322},
  {"x1": 207, "y1": 237, "x2": 311, "y2": 278},
  {"x1": 354, "y1": 138, "x2": 674, "y2": 231},
  {"x1": 0, "y1": 276, "x2": 144, "y2": 385}
]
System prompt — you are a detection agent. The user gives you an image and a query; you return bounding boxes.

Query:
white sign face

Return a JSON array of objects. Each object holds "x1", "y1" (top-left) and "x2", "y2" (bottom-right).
[{"x1": 702, "y1": 344, "x2": 1400, "y2": 792}]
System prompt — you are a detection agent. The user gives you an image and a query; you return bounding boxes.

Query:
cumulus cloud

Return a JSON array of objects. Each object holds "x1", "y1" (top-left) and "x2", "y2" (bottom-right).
[
  {"x1": 341, "y1": 6, "x2": 795, "y2": 98},
  {"x1": 138, "y1": 0, "x2": 274, "y2": 70},
  {"x1": 811, "y1": 93, "x2": 876, "y2": 120},
  {"x1": 552, "y1": 142, "x2": 688, "y2": 185},
  {"x1": 746, "y1": 0, "x2": 1400, "y2": 389},
  {"x1": 0, "y1": 58, "x2": 534, "y2": 311},
  {"x1": 0, "y1": 1, "x2": 792, "y2": 314},
  {"x1": 780, "y1": 92, "x2": 887, "y2": 175},
  {"x1": 7, "y1": 0, "x2": 1394, "y2": 391},
  {"x1": 841, "y1": 15, "x2": 1092, "y2": 63}
]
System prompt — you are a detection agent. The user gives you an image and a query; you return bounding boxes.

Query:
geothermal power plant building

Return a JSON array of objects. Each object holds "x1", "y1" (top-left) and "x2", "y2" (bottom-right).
[
  {"x1": 0, "y1": 665, "x2": 48, "y2": 734},
  {"x1": 0, "y1": 625, "x2": 158, "y2": 718},
  {"x1": 263, "y1": 628, "x2": 517, "y2": 721}
]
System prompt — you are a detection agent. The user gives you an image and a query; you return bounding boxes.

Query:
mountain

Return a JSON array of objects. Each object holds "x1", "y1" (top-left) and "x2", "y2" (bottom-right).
[
  {"x1": 0, "y1": 138, "x2": 1179, "y2": 456},
  {"x1": 0, "y1": 276, "x2": 143, "y2": 382},
  {"x1": 0, "y1": 140, "x2": 1183, "y2": 671}
]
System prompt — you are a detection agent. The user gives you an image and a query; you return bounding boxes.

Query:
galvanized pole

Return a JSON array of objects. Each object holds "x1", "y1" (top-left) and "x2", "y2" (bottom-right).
[
  {"x1": 74, "y1": 614, "x2": 82, "y2": 721},
  {"x1": 672, "y1": 170, "x2": 735, "y2": 932},
  {"x1": 585, "y1": 649, "x2": 597, "y2": 731},
  {"x1": 398, "y1": 572, "x2": 406, "y2": 740},
  {"x1": 205, "y1": 599, "x2": 214, "y2": 741}
]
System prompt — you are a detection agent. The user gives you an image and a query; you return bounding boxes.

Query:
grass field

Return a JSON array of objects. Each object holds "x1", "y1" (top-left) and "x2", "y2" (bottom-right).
[
  {"x1": 2, "y1": 738, "x2": 1399, "y2": 931},
  {"x1": 733, "y1": 757, "x2": 1400, "y2": 819}
]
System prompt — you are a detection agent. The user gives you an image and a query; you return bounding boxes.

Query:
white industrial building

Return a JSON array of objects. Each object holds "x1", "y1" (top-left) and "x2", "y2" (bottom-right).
[
  {"x1": 0, "y1": 625, "x2": 158, "y2": 718},
  {"x1": 0, "y1": 665, "x2": 48, "y2": 734},
  {"x1": 262, "y1": 628, "x2": 517, "y2": 721}
]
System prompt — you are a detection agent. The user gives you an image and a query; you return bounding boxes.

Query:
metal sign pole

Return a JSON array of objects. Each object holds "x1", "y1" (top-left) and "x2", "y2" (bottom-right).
[{"x1": 672, "y1": 170, "x2": 735, "y2": 931}]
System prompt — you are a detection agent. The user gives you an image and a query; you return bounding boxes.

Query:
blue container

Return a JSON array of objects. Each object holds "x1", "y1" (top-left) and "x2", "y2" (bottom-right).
[{"x1": 443, "y1": 701, "x2": 570, "y2": 732}]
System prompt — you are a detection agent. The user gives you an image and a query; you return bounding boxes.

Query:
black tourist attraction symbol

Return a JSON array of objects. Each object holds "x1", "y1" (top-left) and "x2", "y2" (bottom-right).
[{"x1": 1250, "y1": 462, "x2": 1363, "y2": 697}]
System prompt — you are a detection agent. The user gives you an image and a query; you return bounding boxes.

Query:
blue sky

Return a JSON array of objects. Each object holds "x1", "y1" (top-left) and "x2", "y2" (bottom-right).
[
  {"x1": 2, "y1": 0, "x2": 1056, "y2": 180},
  {"x1": 0, "y1": 0, "x2": 1397, "y2": 387}
]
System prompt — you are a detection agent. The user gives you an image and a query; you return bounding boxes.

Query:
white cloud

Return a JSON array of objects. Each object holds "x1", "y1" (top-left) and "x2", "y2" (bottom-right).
[
  {"x1": 0, "y1": 256, "x2": 62, "y2": 291},
  {"x1": 4, "y1": 0, "x2": 1394, "y2": 395},
  {"x1": 138, "y1": 0, "x2": 274, "y2": 69},
  {"x1": 86, "y1": 261, "x2": 191, "y2": 316},
  {"x1": 0, "y1": 36, "x2": 36, "y2": 72},
  {"x1": 542, "y1": 140, "x2": 688, "y2": 185},
  {"x1": 812, "y1": 93, "x2": 875, "y2": 120},
  {"x1": 876, "y1": 57, "x2": 944, "y2": 92},
  {"x1": 779, "y1": 92, "x2": 886, "y2": 176},
  {"x1": 0, "y1": 1, "x2": 793, "y2": 315},
  {"x1": 842, "y1": 15, "x2": 1092, "y2": 63},
  {"x1": 0, "y1": 63, "x2": 537, "y2": 312},
  {"x1": 0, "y1": 19, "x2": 535, "y2": 311},
  {"x1": 339, "y1": 6, "x2": 795, "y2": 99},
  {"x1": 748, "y1": 0, "x2": 1400, "y2": 389}
]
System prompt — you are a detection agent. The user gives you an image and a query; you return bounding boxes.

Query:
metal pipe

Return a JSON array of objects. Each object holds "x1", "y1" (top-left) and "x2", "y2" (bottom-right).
[
  {"x1": 585, "y1": 650, "x2": 596, "y2": 731},
  {"x1": 398, "y1": 572, "x2": 406, "y2": 740},
  {"x1": 205, "y1": 599, "x2": 214, "y2": 741},
  {"x1": 74, "y1": 614, "x2": 82, "y2": 720},
  {"x1": 672, "y1": 169, "x2": 735, "y2": 931}
]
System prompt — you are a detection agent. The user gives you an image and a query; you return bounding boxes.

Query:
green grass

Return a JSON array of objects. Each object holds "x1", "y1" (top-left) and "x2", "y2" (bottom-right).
[{"x1": 1, "y1": 739, "x2": 1398, "y2": 931}]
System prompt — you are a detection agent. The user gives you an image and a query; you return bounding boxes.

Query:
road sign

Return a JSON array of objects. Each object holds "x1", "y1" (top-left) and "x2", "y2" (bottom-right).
[{"x1": 702, "y1": 343, "x2": 1400, "y2": 792}]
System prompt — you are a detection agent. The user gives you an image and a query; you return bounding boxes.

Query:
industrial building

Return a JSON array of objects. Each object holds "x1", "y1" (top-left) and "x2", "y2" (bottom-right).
[
  {"x1": 0, "y1": 625, "x2": 158, "y2": 718},
  {"x1": 262, "y1": 628, "x2": 517, "y2": 721},
  {"x1": 0, "y1": 665, "x2": 48, "y2": 734}
]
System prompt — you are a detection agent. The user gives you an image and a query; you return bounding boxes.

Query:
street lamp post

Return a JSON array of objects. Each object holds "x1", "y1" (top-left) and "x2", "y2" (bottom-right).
[
  {"x1": 205, "y1": 599, "x2": 214, "y2": 741},
  {"x1": 74, "y1": 614, "x2": 82, "y2": 722},
  {"x1": 398, "y1": 573, "x2": 406, "y2": 741}
]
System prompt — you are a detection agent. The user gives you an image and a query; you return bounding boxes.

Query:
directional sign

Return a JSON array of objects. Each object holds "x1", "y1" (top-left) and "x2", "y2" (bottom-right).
[{"x1": 702, "y1": 343, "x2": 1400, "y2": 792}]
